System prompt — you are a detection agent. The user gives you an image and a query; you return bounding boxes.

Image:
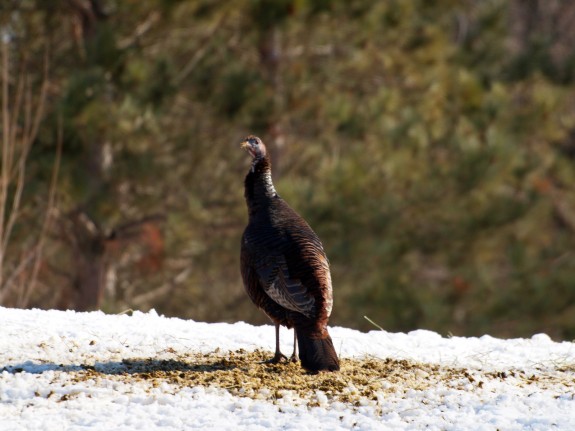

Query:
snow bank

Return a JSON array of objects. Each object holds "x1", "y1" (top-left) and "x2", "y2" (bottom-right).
[{"x1": 0, "y1": 307, "x2": 574, "y2": 430}]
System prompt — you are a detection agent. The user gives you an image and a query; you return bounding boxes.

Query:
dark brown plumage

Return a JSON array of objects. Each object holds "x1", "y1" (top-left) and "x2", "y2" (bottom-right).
[{"x1": 240, "y1": 135, "x2": 340, "y2": 373}]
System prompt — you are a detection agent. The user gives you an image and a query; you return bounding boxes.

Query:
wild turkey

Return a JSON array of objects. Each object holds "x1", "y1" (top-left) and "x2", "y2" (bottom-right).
[{"x1": 240, "y1": 135, "x2": 340, "y2": 372}]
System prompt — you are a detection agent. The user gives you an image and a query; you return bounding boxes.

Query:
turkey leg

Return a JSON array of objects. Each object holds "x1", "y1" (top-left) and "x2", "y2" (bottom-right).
[{"x1": 266, "y1": 322, "x2": 288, "y2": 363}]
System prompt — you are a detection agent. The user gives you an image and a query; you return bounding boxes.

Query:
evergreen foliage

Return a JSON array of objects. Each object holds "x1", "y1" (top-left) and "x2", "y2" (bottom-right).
[{"x1": 1, "y1": 0, "x2": 575, "y2": 339}]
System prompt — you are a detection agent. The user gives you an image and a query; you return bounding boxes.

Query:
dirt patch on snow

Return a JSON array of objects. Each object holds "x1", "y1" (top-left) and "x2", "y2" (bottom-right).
[{"x1": 69, "y1": 349, "x2": 575, "y2": 406}]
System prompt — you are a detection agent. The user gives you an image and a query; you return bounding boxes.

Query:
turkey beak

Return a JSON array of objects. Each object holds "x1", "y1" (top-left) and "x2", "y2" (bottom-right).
[{"x1": 241, "y1": 140, "x2": 255, "y2": 158}]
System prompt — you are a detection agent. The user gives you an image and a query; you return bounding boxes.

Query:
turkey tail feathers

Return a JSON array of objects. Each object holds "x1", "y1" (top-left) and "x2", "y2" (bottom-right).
[{"x1": 297, "y1": 331, "x2": 340, "y2": 372}]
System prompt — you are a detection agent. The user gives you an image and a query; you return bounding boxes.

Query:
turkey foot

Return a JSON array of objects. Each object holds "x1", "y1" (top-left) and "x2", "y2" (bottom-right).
[
  {"x1": 289, "y1": 330, "x2": 298, "y2": 362},
  {"x1": 264, "y1": 351, "x2": 289, "y2": 364},
  {"x1": 262, "y1": 324, "x2": 290, "y2": 364}
]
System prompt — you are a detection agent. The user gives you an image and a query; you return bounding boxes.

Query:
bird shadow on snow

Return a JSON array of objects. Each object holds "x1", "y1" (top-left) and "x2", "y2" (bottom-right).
[{"x1": 0, "y1": 357, "x2": 239, "y2": 376}]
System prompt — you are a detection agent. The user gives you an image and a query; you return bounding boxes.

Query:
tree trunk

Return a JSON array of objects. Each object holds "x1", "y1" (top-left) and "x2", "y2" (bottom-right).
[
  {"x1": 74, "y1": 251, "x2": 106, "y2": 311},
  {"x1": 59, "y1": 0, "x2": 110, "y2": 311},
  {"x1": 58, "y1": 210, "x2": 108, "y2": 311},
  {"x1": 258, "y1": 25, "x2": 285, "y2": 177},
  {"x1": 509, "y1": 0, "x2": 575, "y2": 67}
]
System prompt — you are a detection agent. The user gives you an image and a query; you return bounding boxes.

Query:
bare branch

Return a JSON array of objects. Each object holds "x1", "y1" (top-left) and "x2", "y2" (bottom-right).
[
  {"x1": 117, "y1": 11, "x2": 160, "y2": 50},
  {"x1": 2, "y1": 248, "x2": 37, "y2": 299},
  {"x1": 0, "y1": 34, "x2": 10, "y2": 291},
  {"x1": 174, "y1": 10, "x2": 231, "y2": 85},
  {"x1": 19, "y1": 109, "x2": 62, "y2": 307},
  {"x1": 0, "y1": 31, "x2": 52, "y2": 305},
  {"x1": 109, "y1": 213, "x2": 166, "y2": 241},
  {"x1": 3, "y1": 49, "x2": 50, "y2": 255},
  {"x1": 130, "y1": 267, "x2": 190, "y2": 308}
]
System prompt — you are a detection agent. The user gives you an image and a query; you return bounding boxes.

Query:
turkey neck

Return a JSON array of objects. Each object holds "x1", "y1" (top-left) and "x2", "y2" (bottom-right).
[{"x1": 244, "y1": 155, "x2": 278, "y2": 215}]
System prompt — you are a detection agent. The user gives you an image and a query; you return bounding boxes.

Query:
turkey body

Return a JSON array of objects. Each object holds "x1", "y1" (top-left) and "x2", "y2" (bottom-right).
[{"x1": 240, "y1": 135, "x2": 339, "y2": 372}]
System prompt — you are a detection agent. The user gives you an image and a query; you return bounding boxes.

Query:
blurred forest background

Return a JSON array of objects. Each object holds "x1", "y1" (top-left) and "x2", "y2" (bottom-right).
[{"x1": 2, "y1": 0, "x2": 575, "y2": 340}]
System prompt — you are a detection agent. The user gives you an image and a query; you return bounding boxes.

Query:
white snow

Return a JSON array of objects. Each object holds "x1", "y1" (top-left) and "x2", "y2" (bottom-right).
[{"x1": 0, "y1": 306, "x2": 574, "y2": 430}]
